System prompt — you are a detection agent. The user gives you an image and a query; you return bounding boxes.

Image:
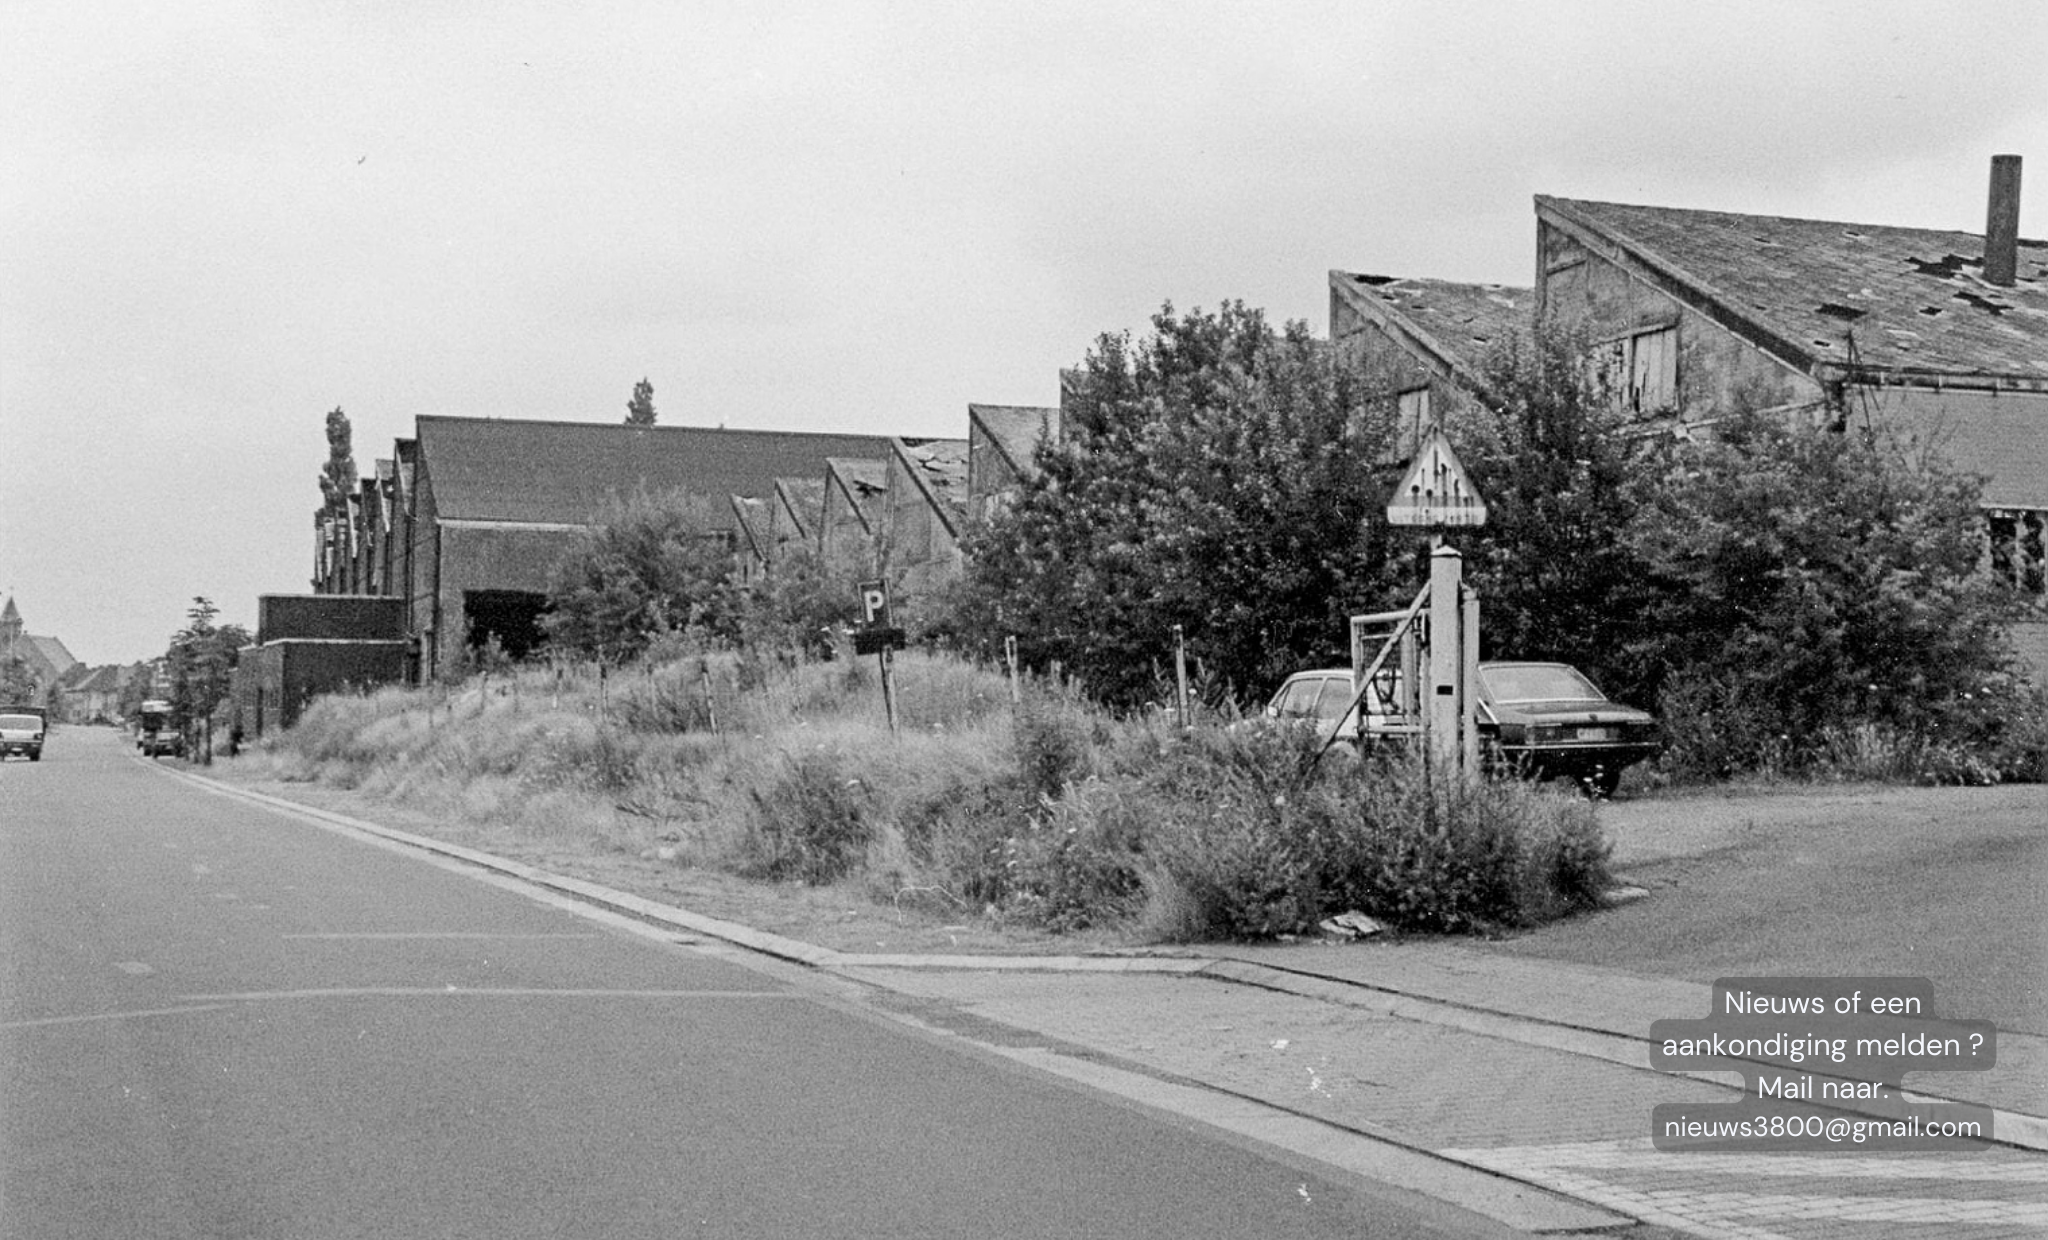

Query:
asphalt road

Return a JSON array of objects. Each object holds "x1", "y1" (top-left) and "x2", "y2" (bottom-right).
[
  {"x1": 1, "y1": 729, "x2": 1513, "y2": 1240},
  {"x1": 1504, "y1": 784, "x2": 2048, "y2": 1036}
]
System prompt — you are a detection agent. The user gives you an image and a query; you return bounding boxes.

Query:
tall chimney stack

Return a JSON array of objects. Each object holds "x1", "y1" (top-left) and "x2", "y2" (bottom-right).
[{"x1": 1985, "y1": 154, "x2": 2021, "y2": 287}]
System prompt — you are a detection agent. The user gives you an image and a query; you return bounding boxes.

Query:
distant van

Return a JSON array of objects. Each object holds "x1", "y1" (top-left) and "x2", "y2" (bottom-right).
[{"x1": 137, "y1": 700, "x2": 183, "y2": 758}]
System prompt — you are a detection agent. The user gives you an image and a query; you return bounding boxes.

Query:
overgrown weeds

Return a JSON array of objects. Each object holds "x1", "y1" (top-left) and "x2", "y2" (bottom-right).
[{"x1": 232, "y1": 650, "x2": 1614, "y2": 942}]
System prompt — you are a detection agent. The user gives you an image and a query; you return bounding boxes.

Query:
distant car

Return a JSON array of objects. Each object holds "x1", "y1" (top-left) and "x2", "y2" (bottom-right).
[
  {"x1": 0, "y1": 709, "x2": 46, "y2": 761},
  {"x1": 1475, "y1": 661, "x2": 1659, "y2": 796}
]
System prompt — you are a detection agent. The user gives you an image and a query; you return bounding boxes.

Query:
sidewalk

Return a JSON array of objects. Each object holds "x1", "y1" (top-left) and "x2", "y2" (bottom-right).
[{"x1": 184, "y1": 769, "x2": 2048, "y2": 1240}]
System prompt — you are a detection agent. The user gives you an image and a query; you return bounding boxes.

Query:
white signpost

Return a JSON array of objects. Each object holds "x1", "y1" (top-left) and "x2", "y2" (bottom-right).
[{"x1": 1385, "y1": 423, "x2": 1486, "y2": 773}]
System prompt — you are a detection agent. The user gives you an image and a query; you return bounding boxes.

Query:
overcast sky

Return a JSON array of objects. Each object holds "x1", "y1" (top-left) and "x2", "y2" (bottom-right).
[{"x1": 5, "y1": 2, "x2": 2045, "y2": 664}]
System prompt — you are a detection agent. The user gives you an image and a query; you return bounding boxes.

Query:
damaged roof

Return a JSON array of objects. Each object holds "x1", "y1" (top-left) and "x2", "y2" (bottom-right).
[
  {"x1": 414, "y1": 416, "x2": 890, "y2": 524},
  {"x1": 825, "y1": 457, "x2": 888, "y2": 531},
  {"x1": 1537, "y1": 197, "x2": 2048, "y2": 386},
  {"x1": 891, "y1": 437, "x2": 970, "y2": 537},
  {"x1": 1329, "y1": 271, "x2": 1530, "y2": 389}
]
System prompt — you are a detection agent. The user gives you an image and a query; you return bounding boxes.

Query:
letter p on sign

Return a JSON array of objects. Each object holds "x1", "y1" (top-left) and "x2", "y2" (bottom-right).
[{"x1": 859, "y1": 580, "x2": 891, "y2": 627}]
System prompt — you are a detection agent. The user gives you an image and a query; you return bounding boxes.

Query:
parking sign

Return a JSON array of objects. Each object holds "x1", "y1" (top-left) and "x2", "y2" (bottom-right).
[{"x1": 858, "y1": 580, "x2": 891, "y2": 627}]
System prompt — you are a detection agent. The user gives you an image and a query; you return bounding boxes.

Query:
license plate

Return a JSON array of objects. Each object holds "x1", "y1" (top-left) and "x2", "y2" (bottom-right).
[{"x1": 1576, "y1": 727, "x2": 1615, "y2": 741}]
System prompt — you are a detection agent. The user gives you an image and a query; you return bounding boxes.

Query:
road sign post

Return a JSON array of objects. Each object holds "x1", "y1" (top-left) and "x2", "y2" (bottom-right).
[
  {"x1": 856, "y1": 579, "x2": 902, "y2": 733},
  {"x1": 1386, "y1": 422, "x2": 1488, "y2": 775}
]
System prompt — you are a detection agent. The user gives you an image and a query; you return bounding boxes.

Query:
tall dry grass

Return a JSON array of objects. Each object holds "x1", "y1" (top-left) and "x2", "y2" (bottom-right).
[{"x1": 234, "y1": 650, "x2": 1611, "y2": 940}]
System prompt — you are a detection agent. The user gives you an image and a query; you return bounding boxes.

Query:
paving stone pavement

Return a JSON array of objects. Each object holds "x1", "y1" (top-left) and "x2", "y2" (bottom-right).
[{"x1": 843, "y1": 962, "x2": 2048, "y2": 1239}]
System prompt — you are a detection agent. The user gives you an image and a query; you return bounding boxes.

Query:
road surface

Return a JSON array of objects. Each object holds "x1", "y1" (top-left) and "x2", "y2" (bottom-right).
[{"x1": 1, "y1": 728, "x2": 1517, "y2": 1239}]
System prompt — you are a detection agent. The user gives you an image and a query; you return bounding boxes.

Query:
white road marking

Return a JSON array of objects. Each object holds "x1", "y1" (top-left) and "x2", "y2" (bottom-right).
[
  {"x1": 113, "y1": 961, "x2": 154, "y2": 975},
  {"x1": 176, "y1": 987, "x2": 805, "y2": 1002},
  {"x1": 3, "y1": 1004, "x2": 232, "y2": 1030},
  {"x1": 279, "y1": 932, "x2": 603, "y2": 940}
]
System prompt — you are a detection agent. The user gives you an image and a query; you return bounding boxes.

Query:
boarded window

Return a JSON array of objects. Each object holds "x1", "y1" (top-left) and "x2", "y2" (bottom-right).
[{"x1": 1593, "y1": 326, "x2": 1679, "y2": 416}]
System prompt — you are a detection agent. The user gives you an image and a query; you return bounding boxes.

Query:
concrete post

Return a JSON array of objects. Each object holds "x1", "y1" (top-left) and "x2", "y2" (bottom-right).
[{"x1": 1428, "y1": 545, "x2": 1464, "y2": 773}]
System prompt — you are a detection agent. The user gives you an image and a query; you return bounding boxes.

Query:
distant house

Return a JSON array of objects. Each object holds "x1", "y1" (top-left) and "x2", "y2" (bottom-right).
[
  {"x1": 966, "y1": 403, "x2": 1060, "y2": 523},
  {"x1": 400, "y1": 417, "x2": 889, "y2": 678},
  {"x1": 884, "y1": 437, "x2": 969, "y2": 608},
  {"x1": 819, "y1": 456, "x2": 889, "y2": 581},
  {"x1": 56, "y1": 664, "x2": 130, "y2": 723},
  {"x1": 1532, "y1": 158, "x2": 2048, "y2": 667}
]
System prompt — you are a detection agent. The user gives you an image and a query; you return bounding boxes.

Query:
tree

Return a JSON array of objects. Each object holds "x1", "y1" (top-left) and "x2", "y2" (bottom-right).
[
  {"x1": 542, "y1": 489, "x2": 739, "y2": 662},
  {"x1": 947, "y1": 302, "x2": 1411, "y2": 707},
  {"x1": 0, "y1": 653, "x2": 38, "y2": 704},
  {"x1": 625, "y1": 377, "x2": 657, "y2": 426},
  {"x1": 167, "y1": 597, "x2": 250, "y2": 764},
  {"x1": 318, "y1": 407, "x2": 356, "y2": 518},
  {"x1": 1459, "y1": 323, "x2": 1657, "y2": 691},
  {"x1": 1620, "y1": 408, "x2": 2015, "y2": 773}
]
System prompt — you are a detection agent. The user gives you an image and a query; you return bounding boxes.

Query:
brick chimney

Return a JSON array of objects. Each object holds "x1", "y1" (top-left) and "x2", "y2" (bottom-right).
[{"x1": 1985, "y1": 154, "x2": 2022, "y2": 287}]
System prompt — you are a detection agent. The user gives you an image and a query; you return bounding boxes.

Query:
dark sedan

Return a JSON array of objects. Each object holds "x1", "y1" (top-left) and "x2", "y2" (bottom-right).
[{"x1": 1476, "y1": 661, "x2": 1659, "y2": 796}]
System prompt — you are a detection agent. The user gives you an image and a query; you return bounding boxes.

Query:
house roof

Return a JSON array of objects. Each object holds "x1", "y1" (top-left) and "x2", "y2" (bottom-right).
[
  {"x1": 414, "y1": 416, "x2": 893, "y2": 525},
  {"x1": 772, "y1": 476, "x2": 825, "y2": 540},
  {"x1": 1329, "y1": 271, "x2": 1529, "y2": 392},
  {"x1": 968, "y1": 404, "x2": 1061, "y2": 479},
  {"x1": 824, "y1": 457, "x2": 888, "y2": 533},
  {"x1": 1536, "y1": 196, "x2": 2048, "y2": 389},
  {"x1": 891, "y1": 437, "x2": 970, "y2": 538},
  {"x1": 63, "y1": 664, "x2": 125, "y2": 694}
]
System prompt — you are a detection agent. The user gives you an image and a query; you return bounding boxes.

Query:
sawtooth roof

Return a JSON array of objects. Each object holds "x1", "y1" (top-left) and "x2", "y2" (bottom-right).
[
  {"x1": 892, "y1": 437, "x2": 970, "y2": 536},
  {"x1": 773, "y1": 477, "x2": 825, "y2": 539},
  {"x1": 1537, "y1": 196, "x2": 2048, "y2": 385},
  {"x1": 968, "y1": 404, "x2": 1061, "y2": 478},
  {"x1": 415, "y1": 416, "x2": 892, "y2": 524},
  {"x1": 1330, "y1": 272, "x2": 1530, "y2": 385}
]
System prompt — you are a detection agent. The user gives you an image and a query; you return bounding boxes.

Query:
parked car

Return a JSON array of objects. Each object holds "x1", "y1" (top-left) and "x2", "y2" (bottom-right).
[
  {"x1": 1260, "y1": 667, "x2": 1410, "y2": 754},
  {"x1": 1475, "y1": 661, "x2": 1659, "y2": 796},
  {"x1": 1262, "y1": 660, "x2": 1658, "y2": 795},
  {"x1": 0, "y1": 707, "x2": 46, "y2": 761}
]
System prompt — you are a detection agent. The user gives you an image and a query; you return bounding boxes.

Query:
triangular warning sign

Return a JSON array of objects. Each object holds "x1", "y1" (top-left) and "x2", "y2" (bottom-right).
[{"x1": 1386, "y1": 423, "x2": 1487, "y2": 527}]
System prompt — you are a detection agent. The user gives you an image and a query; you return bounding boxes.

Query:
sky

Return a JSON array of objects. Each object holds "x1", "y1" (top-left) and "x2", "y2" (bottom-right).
[{"x1": 5, "y1": 1, "x2": 2046, "y2": 665}]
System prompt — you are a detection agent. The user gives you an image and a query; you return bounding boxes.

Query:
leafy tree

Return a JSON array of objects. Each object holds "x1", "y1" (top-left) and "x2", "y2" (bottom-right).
[
  {"x1": 735, "y1": 543, "x2": 861, "y2": 659},
  {"x1": 542, "y1": 489, "x2": 739, "y2": 662},
  {"x1": 318, "y1": 406, "x2": 356, "y2": 518},
  {"x1": 1621, "y1": 408, "x2": 2015, "y2": 774},
  {"x1": 0, "y1": 653, "x2": 39, "y2": 704},
  {"x1": 947, "y1": 301, "x2": 1411, "y2": 707},
  {"x1": 167, "y1": 597, "x2": 250, "y2": 764},
  {"x1": 1459, "y1": 324, "x2": 1657, "y2": 692},
  {"x1": 625, "y1": 377, "x2": 657, "y2": 426}
]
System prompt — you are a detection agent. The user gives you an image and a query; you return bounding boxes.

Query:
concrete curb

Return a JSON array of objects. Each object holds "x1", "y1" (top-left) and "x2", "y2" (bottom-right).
[{"x1": 169, "y1": 761, "x2": 2048, "y2": 1155}]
